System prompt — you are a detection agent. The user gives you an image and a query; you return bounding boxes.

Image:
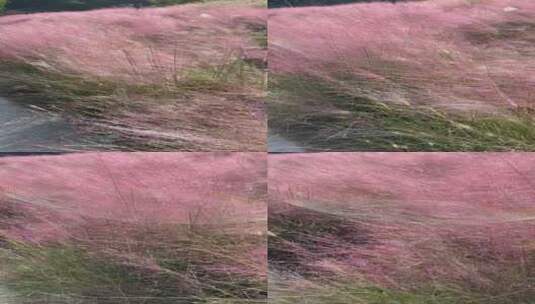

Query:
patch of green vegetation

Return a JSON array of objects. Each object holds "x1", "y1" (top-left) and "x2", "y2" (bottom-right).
[
  {"x1": 178, "y1": 59, "x2": 265, "y2": 92},
  {"x1": 1, "y1": 242, "x2": 140, "y2": 302},
  {"x1": 0, "y1": 59, "x2": 262, "y2": 103},
  {"x1": 144, "y1": 228, "x2": 267, "y2": 299},
  {"x1": 342, "y1": 286, "x2": 464, "y2": 304},
  {"x1": 272, "y1": 277, "x2": 535, "y2": 304},
  {"x1": 0, "y1": 58, "x2": 264, "y2": 150},
  {"x1": 0, "y1": 61, "x2": 121, "y2": 117},
  {"x1": 269, "y1": 74, "x2": 535, "y2": 151},
  {"x1": 272, "y1": 258, "x2": 535, "y2": 304},
  {"x1": 0, "y1": 225, "x2": 266, "y2": 303},
  {"x1": 271, "y1": 283, "x2": 475, "y2": 304}
]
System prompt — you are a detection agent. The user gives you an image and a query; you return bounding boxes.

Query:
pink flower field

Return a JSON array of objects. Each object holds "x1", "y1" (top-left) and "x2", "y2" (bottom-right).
[
  {"x1": 0, "y1": 1, "x2": 266, "y2": 82},
  {"x1": 268, "y1": 0, "x2": 535, "y2": 151},
  {"x1": 270, "y1": 0, "x2": 535, "y2": 110},
  {"x1": 0, "y1": 152, "x2": 267, "y2": 303},
  {"x1": 0, "y1": 0, "x2": 267, "y2": 151},
  {"x1": 269, "y1": 153, "x2": 535, "y2": 303}
]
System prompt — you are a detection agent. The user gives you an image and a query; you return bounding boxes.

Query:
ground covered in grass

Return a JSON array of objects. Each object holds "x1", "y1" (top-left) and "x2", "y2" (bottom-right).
[
  {"x1": 0, "y1": 153, "x2": 267, "y2": 303},
  {"x1": 269, "y1": 75, "x2": 535, "y2": 151},
  {"x1": 268, "y1": 0, "x2": 535, "y2": 151},
  {"x1": 0, "y1": 0, "x2": 267, "y2": 151},
  {"x1": 269, "y1": 153, "x2": 535, "y2": 303}
]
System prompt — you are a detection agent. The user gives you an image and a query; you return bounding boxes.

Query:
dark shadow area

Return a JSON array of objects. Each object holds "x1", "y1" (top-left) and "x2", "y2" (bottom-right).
[
  {"x1": 269, "y1": 0, "x2": 400, "y2": 8},
  {"x1": 2, "y1": 0, "x2": 201, "y2": 13},
  {"x1": 269, "y1": 202, "x2": 372, "y2": 276},
  {"x1": 0, "y1": 152, "x2": 72, "y2": 157}
]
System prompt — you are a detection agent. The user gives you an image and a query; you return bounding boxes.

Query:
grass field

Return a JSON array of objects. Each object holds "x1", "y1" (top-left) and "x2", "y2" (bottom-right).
[
  {"x1": 0, "y1": 153, "x2": 267, "y2": 303},
  {"x1": 269, "y1": 153, "x2": 535, "y2": 303},
  {"x1": 268, "y1": 0, "x2": 535, "y2": 151},
  {"x1": 0, "y1": 0, "x2": 267, "y2": 151}
]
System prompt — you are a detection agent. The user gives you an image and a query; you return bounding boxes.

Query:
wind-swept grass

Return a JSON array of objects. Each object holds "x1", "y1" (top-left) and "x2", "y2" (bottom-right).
[
  {"x1": 270, "y1": 207, "x2": 535, "y2": 304},
  {"x1": 0, "y1": 57, "x2": 265, "y2": 151},
  {"x1": 268, "y1": 153, "x2": 535, "y2": 303},
  {"x1": 269, "y1": 75, "x2": 535, "y2": 151},
  {"x1": 268, "y1": 0, "x2": 535, "y2": 151},
  {"x1": 0, "y1": 152, "x2": 267, "y2": 303},
  {"x1": 0, "y1": 1, "x2": 267, "y2": 151},
  {"x1": 1, "y1": 224, "x2": 266, "y2": 304}
]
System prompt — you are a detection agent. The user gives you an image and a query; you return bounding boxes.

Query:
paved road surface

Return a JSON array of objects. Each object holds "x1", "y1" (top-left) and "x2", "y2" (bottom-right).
[
  {"x1": 268, "y1": 133, "x2": 305, "y2": 153},
  {"x1": 0, "y1": 97, "x2": 82, "y2": 152}
]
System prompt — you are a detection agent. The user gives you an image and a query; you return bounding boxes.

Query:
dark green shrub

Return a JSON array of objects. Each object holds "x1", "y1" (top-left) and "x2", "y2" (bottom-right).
[{"x1": 4, "y1": 0, "x2": 202, "y2": 12}]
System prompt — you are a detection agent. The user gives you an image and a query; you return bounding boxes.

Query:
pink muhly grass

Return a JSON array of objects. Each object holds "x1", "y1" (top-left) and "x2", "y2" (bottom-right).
[
  {"x1": 269, "y1": 153, "x2": 535, "y2": 298},
  {"x1": 0, "y1": 152, "x2": 266, "y2": 242},
  {"x1": 0, "y1": 152, "x2": 267, "y2": 302},
  {"x1": 269, "y1": 0, "x2": 535, "y2": 111},
  {"x1": 0, "y1": 2, "x2": 267, "y2": 83}
]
